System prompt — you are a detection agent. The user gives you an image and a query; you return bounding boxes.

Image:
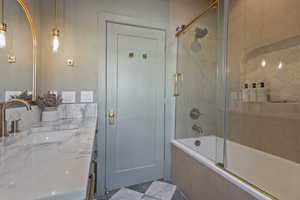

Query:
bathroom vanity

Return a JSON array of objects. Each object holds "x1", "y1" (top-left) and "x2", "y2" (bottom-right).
[{"x1": 0, "y1": 115, "x2": 97, "y2": 200}]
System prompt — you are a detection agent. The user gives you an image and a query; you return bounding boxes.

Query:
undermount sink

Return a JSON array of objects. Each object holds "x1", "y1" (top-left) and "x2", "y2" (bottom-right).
[
  {"x1": 30, "y1": 120, "x2": 81, "y2": 134},
  {"x1": 0, "y1": 129, "x2": 77, "y2": 169},
  {"x1": 25, "y1": 130, "x2": 77, "y2": 145},
  {"x1": 30, "y1": 124, "x2": 80, "y2": 133}
]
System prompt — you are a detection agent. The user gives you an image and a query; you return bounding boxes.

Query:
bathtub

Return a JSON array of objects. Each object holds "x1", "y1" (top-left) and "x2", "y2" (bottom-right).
[
  {"x1": 176, "y1": 136, "x2": 222, "y2": 161},
  {"x1": 172, "y1": 136, "x2": 300, "y2": 200}
]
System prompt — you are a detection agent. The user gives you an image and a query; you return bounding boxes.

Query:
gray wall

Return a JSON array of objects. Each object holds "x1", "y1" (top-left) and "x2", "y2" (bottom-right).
[{"x1": 38, "y1": 0, "x2": 169, "y2": 103}]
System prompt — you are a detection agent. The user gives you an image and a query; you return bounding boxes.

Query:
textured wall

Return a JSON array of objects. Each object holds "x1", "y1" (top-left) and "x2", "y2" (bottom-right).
[{"x1": 228, "y1": 0, "x2": 300, "y2": 164}]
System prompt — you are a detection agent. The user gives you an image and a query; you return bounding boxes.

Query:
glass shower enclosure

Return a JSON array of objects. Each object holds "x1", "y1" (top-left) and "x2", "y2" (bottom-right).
[
  {"x1": 175, "y1": 0, "x2": 225, "y2": 164},
  {"x1": 175, "y1": 0, "x2": 300, "y2": 199}
]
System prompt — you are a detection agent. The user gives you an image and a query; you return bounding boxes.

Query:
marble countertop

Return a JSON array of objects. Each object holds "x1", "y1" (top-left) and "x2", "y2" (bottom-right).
[{"x1": 0, "y1": 117, "x2": 97, "y2": 200}]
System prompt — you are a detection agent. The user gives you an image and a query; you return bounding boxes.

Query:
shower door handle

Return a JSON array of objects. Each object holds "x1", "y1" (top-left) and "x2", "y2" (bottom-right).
[
  {"x1": 173, "y1": 73, "x2": 182, "y2": 97},
  {"x1": 108, "y1": 110, "x2": 115, "y2": 125}
]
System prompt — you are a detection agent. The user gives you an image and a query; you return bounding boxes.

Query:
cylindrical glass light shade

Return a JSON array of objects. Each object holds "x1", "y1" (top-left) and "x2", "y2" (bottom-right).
[
  {"x1": 0, "y1": 23, "x2": 7, "y2": 48},
  {"x1": 52, "y1": 28, "x2": 60, "y2": 53}
]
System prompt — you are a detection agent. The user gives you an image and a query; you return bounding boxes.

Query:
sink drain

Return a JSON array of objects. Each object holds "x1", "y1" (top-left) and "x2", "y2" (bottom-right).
[{"x1": 194, "y1": 140, "x2": 201, "y2": 147}]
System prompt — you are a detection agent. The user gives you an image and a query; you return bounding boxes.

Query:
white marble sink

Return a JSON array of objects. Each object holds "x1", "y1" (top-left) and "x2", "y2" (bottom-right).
[
  {"x1": 0, "y1": 118, "x2": 97, "y2": 200},
  {"x1": 24, "y1": 130, "x2": 76, "y2": 146},
  {"x1": 30, "y1": 119, "x2": 81, "y2": 133}
]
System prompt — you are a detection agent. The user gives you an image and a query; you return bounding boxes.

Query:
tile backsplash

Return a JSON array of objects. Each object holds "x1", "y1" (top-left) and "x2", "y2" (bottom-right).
[
  {"x1": 57, "y1": 103, "x2": 97, "y2": 119},
  {"x1": 5, "y1": 103, "x2": 97, "y2": 132}
]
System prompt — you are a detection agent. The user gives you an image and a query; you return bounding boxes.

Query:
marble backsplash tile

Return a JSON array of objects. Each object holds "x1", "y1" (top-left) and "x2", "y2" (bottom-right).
[
  {"x1": 5, "y1": 103, "x2": 97, "y2": 132},
  {"x1": 57, "y1": 103, "x2": 97, "y2": 119}
]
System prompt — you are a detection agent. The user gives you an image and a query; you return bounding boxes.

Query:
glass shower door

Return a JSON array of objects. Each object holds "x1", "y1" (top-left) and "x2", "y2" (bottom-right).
[{"x1": 175, "y1": 2, "x2": 225, "y2": 164}]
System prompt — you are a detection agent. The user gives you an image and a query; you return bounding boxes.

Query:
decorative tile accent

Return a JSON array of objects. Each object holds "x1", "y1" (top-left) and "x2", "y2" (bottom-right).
[
  {"x1": 129, "y1": 52, "x2": 134, "y2": 58},
  {"x1": 142, "y1": 53, "x2": 148, "y2": 59}
]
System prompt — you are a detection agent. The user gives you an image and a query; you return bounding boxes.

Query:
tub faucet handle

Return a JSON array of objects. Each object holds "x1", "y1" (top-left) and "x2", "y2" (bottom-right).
[
  {"x1": 192, "y1": 124, "x2": 204, "y2": 136},
  {"x1": 190, "y1": 108, "x2": 202, "y2": 120}
]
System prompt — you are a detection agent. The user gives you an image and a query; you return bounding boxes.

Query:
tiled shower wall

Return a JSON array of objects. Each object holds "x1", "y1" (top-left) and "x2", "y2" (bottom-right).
[
  {"x1": 228, "y1": 0, "x2": 300, "y2": 163},
  {"x1": 175, "y1": 3, "x2": 218, "y2": 139}
]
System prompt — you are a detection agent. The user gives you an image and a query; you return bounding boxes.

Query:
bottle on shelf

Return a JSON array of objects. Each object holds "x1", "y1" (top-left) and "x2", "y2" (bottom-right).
[
  {"x1": 242, "y1": 83, "x2": 250, "y2": 102},
  {"x1": 250, "y1": 82, "x2": 257, "y2": 102},
  {"x1": 257, "y1": 82, "x2": 267, "y2": 102}
]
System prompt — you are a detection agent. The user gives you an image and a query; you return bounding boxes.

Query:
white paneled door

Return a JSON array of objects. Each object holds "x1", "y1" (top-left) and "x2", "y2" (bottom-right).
[{"x1": 106, "y1": 22, "x2": 165, "y2": 191}]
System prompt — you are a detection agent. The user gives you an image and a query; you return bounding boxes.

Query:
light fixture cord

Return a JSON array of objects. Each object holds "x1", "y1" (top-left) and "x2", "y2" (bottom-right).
[
  {"x1": 1, "y1": 0, "x2": 4, "y2": 24},
  {"x1": 54, "y1": 0, "x2": 57, "y2": 28}
]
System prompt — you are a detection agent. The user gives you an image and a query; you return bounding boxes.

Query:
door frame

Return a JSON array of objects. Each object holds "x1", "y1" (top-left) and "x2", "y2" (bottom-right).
[{"x1": 96, "y1": 12, "x2": 170, "y2": 197}]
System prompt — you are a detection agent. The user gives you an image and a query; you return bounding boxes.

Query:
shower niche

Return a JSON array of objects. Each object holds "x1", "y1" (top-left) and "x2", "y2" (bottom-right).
[{"x1": 234, "y1": 35, "x2": 300, "y2": 105}]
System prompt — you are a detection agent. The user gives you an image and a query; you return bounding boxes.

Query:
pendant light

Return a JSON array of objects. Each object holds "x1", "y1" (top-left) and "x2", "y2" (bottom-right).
[
  {"x1": 52, "y1": 0, "x2": 60, "y2": 53},
  {"x1": 0, "y1": 0, "x2": 7, "y2": 49}
]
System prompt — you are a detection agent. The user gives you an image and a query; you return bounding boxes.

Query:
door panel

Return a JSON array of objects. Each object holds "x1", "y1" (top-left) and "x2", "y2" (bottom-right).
[{"x1": 106, "y1": 22, "x2": 165, "y2": 190}]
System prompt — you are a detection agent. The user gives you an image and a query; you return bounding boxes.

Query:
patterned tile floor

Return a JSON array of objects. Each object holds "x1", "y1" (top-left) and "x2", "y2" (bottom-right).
[{"x1": 99, "y1": 180, "x2": 188, "y2": 200}]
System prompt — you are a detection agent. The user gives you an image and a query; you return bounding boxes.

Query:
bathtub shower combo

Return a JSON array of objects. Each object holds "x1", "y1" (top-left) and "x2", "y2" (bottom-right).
[{"x1": 172, "y1": 1, "x2": 300, "y2": 200}]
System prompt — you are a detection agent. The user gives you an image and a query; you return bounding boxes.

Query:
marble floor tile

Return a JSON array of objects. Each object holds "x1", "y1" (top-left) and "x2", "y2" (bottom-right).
[
  {"x1": 172, "y1": 189, "x2": 188, "y2": 200},
  {"x1": 128, "y1": 181, "x2": 154, "y2": 193},
  {"x1": 109, "y1": 188, "x2": 143, "y2": 200},
  {"x1": 145, "y1": 181, "x2": 177, "y2": 200},
  {"x1": 102, "y1": 180, "x2": 186, "y2": 200},
  {"x1": 141, "y1": 195, "x2": 161, "y2": 200}
]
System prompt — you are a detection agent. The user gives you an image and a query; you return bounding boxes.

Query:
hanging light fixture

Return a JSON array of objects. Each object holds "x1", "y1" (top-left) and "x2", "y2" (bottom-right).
[
  {"x1": 52, "y1": 0, "x2": 60, "y2": 53},
  {"x1": 0, "y1": 0, "x2": 7, "y2": 49},
  {"x1": 52, "y1": 28, "x2": 59, "y2": 53}
]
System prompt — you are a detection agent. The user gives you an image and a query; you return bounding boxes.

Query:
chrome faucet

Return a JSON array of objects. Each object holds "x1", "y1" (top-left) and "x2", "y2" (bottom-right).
[{"x1": 0, "y1": 99, "x2": 32, "y2": 138}]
